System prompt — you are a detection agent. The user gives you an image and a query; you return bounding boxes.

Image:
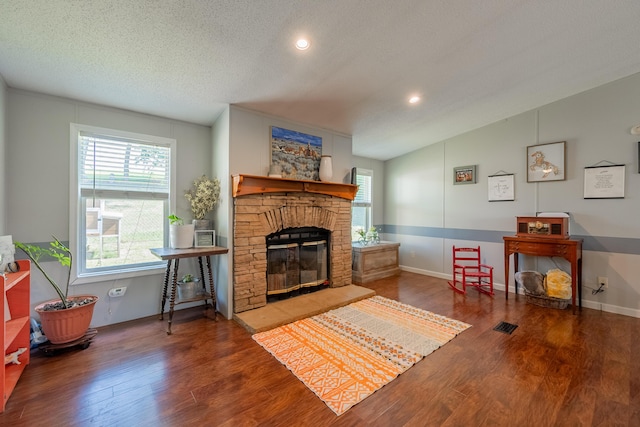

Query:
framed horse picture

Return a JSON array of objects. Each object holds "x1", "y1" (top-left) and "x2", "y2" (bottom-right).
[{"x1": 527, "y1": 141, "x2": 566, "y2": 182}]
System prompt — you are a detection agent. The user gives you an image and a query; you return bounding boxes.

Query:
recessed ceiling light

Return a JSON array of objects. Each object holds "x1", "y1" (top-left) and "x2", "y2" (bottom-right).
[
  {"x1": 295, "y1": 38, "x2": 310, "y2": 50},
  {"x1": 409, "y1": 95, "x2": 421, "y2": 104}
]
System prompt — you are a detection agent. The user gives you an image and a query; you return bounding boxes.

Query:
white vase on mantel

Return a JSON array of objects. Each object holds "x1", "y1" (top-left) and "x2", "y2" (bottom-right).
[{"x1": 319, "y1": 155, "x2": 333, "y2": 182}]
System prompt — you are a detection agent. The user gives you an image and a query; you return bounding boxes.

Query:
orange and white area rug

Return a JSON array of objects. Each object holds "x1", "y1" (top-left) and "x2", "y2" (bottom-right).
[{"x1": 252, "y1": 295, "x2": 471, "y2": 415}]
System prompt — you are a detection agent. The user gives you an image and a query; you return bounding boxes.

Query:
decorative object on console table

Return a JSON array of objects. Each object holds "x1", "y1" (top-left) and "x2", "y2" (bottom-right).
[
  {"x1": 516, "y1": 216, "x2": 569, "y2": 239},
  {"x1": 177, "y1": 274, "x2": 202, "y2": 300},
  {"x1": 184, "y1": 174, "x2": 220, "y2": 229},
  {"x1": 527, "y1": 141, "x2": 566, "y2": 182},
  {"x1": 168, "y1": 214, "x2": 195, "y2": 249},
  {"x1": 270, "y1": 125, "x2": 322, "y2": 181},
  {"x1": 453, "y1": 165, "x2": 476, "y2": 185},
  {"x1": 194, "y1": 230, "x2": 216, "y2": 247}
]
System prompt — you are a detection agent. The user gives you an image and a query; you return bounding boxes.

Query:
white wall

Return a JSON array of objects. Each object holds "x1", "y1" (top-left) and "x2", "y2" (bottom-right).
[
  {"x1": 384, "y1": 71, "x2": 640, "y2": 317},
  {"x1": 229, "y1": 106, "x2": 353, "y2": 183},
  {"x1": 0, "y1": 75, "x2": 7, "y2": 234},
  {"x1": 7, "y1": 89, "x2": 213, "y2": 327},
  {"x1": 211, "y1": 106, "x2": 231, "y2": 318}
]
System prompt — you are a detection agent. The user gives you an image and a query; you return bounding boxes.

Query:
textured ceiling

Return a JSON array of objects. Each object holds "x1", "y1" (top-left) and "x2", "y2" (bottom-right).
[{"x1": 2, "y1": 1, "x2": 640, "y2": 160}]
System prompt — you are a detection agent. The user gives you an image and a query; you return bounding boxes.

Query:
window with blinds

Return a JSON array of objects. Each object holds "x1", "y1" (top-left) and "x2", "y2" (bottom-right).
[
  {"x1": 351, "y1": 168, "x2": 373, "y2": 241},
  {"x1": 72, "y1": 123, "x2": 175, "y2": 277}
]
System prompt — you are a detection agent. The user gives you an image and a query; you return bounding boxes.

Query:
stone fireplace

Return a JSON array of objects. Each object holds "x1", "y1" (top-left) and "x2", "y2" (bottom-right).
[{"x1": 232, "y1": 174, "x2": 357, "y2": 313}]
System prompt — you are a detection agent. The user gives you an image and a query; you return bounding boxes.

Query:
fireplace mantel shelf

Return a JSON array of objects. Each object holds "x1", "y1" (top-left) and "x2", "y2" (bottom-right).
[{"x1": 232, "y1": 174, "x2": 358, "y2": 201}]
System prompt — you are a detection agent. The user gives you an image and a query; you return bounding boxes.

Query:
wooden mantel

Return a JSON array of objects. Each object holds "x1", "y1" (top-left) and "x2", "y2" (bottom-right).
[{"x1": 232, "y1": 174, "x2": 358, "y2": 201}]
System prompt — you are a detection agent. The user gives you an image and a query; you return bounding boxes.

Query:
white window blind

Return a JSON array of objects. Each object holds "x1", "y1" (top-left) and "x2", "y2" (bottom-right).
[{"x1": 79, "y1": 133, "x2": 170, "y2": 199}]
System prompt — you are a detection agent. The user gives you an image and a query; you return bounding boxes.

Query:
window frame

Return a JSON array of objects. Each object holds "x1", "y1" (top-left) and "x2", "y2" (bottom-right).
[
  {"x1": 351, "y1": 167, "x2": 373, "y2": 241},
  {"x1": 70, "y1": 123, "x2": 176, "y2": 284}
]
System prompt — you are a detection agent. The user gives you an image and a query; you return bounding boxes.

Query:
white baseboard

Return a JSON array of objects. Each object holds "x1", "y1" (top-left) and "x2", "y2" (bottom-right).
[{"x1": 398, "y1": 265, "x2": 640, "y2": 319}]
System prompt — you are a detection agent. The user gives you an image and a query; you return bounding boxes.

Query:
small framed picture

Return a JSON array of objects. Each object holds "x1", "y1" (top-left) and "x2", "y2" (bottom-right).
[
  {"x1": 488, "y1": 174, "x2": 515, "y2": 201},
  {"x1": 194, "y1": 230, "x2": 216, "y2": 247},
  {"x1": 453, "y1": 165, "x2": 477, "y2": 185},
  {"x1": 527, "y1": 141, "x2": 566, "y2": 182}
]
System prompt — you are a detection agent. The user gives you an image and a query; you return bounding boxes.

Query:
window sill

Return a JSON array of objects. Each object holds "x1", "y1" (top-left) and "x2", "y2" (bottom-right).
[{"x1": 73, "y1": 264, "x2": 166, "y2": 285}]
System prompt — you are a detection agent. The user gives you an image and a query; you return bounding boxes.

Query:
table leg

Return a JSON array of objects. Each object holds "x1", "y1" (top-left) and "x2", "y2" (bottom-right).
[
  {"x1": 578, "y1": 258, "x2": 583, "y2": 310},
  {"x1": 571, "y1": 257, "x2": 579, "y2": 315},
  {"x1": 206, "y1": 255, "x2": 216, "y2": 321},
  {"x1": 504, "y1": 251, "x2": 510, "y2": 300},
  {"x1": 198, "y1": 256, "x2": 207, "y2": 309},
  {"x1": 159, "y1": 260, "x2": 172, "y2": 320},
  {"x1": 167, "y1": 258, "x2": 180, "y2": 335},
  {"x1": 513, "y1": 253, "x2": 520, "y2": 295}
]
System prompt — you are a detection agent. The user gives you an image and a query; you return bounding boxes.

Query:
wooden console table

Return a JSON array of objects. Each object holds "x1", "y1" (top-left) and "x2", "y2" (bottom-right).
[
  {"x1": 352, "y1": 241, "x2": 400, "y2": 284},
  {"x1": 150, "y1": 246, "x2": 229, "y2": 334},
  {"x1": 503, "y1": 236, "x2": 583, "y2": 314}
]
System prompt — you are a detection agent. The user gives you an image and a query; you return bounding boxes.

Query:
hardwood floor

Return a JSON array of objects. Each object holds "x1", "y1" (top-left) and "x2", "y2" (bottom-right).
[{"x1": 2, "y1": 272, "x2": 639, "y2": 426}]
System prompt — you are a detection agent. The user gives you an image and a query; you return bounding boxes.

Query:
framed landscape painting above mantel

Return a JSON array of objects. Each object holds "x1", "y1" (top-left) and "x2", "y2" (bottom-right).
[{"x1": 270, "y1": 126, "x2": 322, "y2": 180}]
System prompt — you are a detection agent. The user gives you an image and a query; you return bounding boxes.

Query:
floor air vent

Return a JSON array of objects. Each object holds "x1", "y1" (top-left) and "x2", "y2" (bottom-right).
[{"x1": 493, "y1": 321, "x2": 518, "y2": 335}]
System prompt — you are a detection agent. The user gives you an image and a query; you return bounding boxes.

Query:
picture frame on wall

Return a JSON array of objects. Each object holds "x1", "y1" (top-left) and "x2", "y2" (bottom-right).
[
  {"x1": 526, "y1": 141, "x2": 566, "y2": 182},
  {"x1": 584, "y1": 165, "x2": 625, "y2": 199},
  {"x1": 270, "y1": 126, "x2": 322, "y2": 181},
  {"x1": 453, "y1": 165, "x2": 477, "y2": 185},
  {"x1": 194, "y1": 230, "x2": 216, "y2": 247},
  {"x1": 487, "y1": 173, "x2": 515, "y2": 201}
]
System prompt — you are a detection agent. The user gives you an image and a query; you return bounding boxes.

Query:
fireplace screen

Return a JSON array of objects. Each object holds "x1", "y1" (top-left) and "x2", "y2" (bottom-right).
[{"x1": 266, "y1": 227, "x2": 329, "y2": 296}]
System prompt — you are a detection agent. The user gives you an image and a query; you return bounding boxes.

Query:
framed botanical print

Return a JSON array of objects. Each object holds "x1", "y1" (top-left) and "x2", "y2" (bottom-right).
[
  {"x1": 488, "y1": 174, "x2": 515, "y2": 201},
  {"x1": 527, "y1": 141, "x2": 566, "y2": 182}
]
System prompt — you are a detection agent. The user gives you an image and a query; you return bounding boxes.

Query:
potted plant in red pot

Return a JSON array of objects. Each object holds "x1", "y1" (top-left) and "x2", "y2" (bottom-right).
[{"x1": 16, "y1": 237, "x2": 98, "y2": 344}]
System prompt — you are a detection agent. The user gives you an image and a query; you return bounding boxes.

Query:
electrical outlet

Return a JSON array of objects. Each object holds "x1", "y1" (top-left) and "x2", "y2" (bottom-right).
[
  {"x1": 108, "y1": 287, "x2": 127, "y2": 297},
  {"x1": 597, "y1": 277, "x2": 608, "y2": 289}
]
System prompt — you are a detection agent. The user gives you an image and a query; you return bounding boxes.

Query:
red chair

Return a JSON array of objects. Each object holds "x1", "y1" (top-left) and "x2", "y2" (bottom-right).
[{"x1": 448, "y1": 246, "x2": 494, "y2": 295}]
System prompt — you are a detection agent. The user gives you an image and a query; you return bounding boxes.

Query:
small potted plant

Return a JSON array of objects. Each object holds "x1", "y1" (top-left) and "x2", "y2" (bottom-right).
[
  {"x1": 16, "y1": 236, "x2": 98, "y2": 344},
  {"x1": 168, "y1": 214, "x2": 195, "y2": 249},
  {"x1": 184, "y1": 175, "x2": 220, "y2": 229},
  {"x1": 177, "y1": 273, "x2": 201, "y2": 300}
]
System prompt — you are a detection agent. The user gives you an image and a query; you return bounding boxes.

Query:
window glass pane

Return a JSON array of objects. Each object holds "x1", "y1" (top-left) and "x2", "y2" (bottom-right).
[
  {"x1": 83, "y1": 198, "x2": 166, "y2": 272},
  {"x1": 351, "y1": 206, "x2": 371, "y2": 241}
]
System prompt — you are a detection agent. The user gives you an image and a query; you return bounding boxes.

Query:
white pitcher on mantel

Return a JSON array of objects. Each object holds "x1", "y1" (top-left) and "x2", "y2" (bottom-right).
[{"x1": 319, "y1": 155, "x2": 333, "y2": 182}]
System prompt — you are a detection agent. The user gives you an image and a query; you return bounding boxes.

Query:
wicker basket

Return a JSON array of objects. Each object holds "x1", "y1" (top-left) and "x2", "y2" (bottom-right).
[
  {"x1": 516, "y1": 270, "x2": 570, "y2": 309},
  {"x1": 524, "y1": 292, "x2": 570, "y2": 309}
]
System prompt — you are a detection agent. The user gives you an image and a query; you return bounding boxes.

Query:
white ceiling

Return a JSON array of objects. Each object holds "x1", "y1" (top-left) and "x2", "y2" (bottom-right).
[{"x1": 2, "y1": 1, "x2": 640, "y2": 160}]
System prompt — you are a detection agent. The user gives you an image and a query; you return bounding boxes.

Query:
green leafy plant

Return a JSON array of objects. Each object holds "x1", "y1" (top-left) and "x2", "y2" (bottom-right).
[
  {"x1": 15, "y1": 236, "x2": 73, "y2": 309},
  {"x1": 184, "y1": 175, "x2": 221, "y2": 220},
  {"x1": 181, "y1": 273, "x2": 195, "y2": 282},
  {"x1": 168, "y1": 214, "x2": 184, "y2": 225}
]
